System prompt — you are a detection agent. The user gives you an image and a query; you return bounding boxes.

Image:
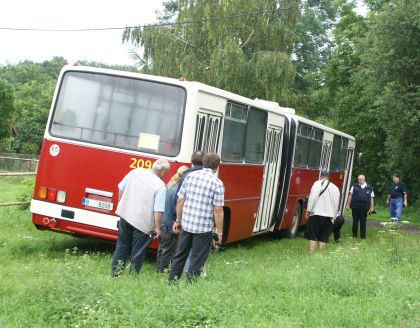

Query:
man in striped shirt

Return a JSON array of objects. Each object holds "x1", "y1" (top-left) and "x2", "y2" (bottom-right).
[{"x1": 169, "y1": 153, "x2": 224, "y2": 283}]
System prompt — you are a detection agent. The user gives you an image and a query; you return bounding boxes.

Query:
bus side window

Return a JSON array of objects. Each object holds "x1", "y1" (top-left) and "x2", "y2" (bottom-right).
[
  {"x1": 194, "y1": 112, "x2": 222, "y2": 153},
  {"x1": 221, "y1": 102, "x2": 247, "y2": 162},
  {"x1": 244, "y1": 108, "x2": 267, "y2": 163}
]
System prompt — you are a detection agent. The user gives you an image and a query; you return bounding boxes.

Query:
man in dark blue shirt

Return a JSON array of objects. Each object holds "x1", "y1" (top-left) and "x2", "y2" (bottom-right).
[
  {"x1": 346, "y1": 175, "x2": 375, "y2": 239},
  {"x1": 386, "y1": 174, "x2": 408, "y2": 223}
]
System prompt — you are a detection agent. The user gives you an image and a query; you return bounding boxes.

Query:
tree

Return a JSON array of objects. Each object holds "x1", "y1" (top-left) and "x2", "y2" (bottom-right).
[
  {"x1": 123, "y1": 0, "x2": 300, "y2": 105},
  {"x1": 0, "y1": 59, "x2": 65, "y2": 153},
  {"x1": 290, "y1": 0, "x2": 344, "y2": 119},
  {"x1": 10, "y1": 80, "x2": 55, "y2": 154},
  {"x1": 0, "y1": 79, "x2": 16, "y2": 139},
  {"x1": 365, "y1": 0, "x2": 420, "y2": 200},
  {"x1": 326, "y1": 0, "x2": 420, "y2": 201}
]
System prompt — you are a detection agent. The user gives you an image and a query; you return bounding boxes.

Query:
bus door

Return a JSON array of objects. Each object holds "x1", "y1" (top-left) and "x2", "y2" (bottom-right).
[
  {"x1": 253, "y1": 126, "x2": 283, "y2": 233},
  {"x1": 194, "y1": 110, "x2": 222, "y2": 153},
  {"x1": 320, "y1": 141, "x2": 332, "y2": 171},
  {"x1": 340, "y1": 148, "x2": 354, "y2": 212}
]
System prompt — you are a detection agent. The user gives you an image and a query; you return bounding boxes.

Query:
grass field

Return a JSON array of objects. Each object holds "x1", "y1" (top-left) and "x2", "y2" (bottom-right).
[{"x1": 1, "y1": 178, "x2": 419, "y2": 327}]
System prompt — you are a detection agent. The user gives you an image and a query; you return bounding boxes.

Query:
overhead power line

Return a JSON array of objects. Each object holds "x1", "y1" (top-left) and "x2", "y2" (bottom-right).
[{"x1": 0, "y1": 5, "x2": 300, "y2": 32}]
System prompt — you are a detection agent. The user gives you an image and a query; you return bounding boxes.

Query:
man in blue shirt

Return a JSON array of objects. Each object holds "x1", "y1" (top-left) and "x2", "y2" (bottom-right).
[{"x1": 386, "y1": 174, "x2": 408, "y2": 223}]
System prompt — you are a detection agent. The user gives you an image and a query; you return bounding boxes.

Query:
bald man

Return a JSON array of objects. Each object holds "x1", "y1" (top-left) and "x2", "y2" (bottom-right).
[{"x1": 346, "y1": 175, "x2": 375, "y2": 239}]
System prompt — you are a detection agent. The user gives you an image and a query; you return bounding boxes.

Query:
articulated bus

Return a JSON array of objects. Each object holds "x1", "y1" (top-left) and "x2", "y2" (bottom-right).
[{"x1": 30, "y1": 65, "x2": 355, "y2": 247}]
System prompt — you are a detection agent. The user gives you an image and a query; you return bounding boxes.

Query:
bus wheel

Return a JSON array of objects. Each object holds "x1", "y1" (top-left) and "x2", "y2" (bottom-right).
[{"x1": 286, "y1": 203, "x2": 302, "y2": 238}]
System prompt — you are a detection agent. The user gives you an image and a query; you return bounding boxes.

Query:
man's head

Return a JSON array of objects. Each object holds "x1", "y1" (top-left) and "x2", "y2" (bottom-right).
[
  {"x1": 392, "y1": 174, "x2": 400, "y2": 183},
  {"x1": 152, "y1": 158, "x2": 170, "y2": 178},
  {"x1": 357, "y1": 175, "x2": 366, "y2": 184},
  {"x1": 320, "y1": 170, "x2": 329, "y2": 179},
  {"x1": 203, "y1": 153, "x2": 220, "y2": 172},
  {"x1": 191, "y1": 150, "x2": 205, "y2": 167}
]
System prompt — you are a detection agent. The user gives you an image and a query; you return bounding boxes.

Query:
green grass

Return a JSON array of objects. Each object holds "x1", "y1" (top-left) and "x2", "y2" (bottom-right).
[
  {"x1": 1, "y1": 177, "x2": 419, "y2": 327},
  {"x1": 1, "y1": 204, "x2": 419, "y2": 328},
  {"x1": 0, "y1": 176, "x2": 34, "y2": 203}
]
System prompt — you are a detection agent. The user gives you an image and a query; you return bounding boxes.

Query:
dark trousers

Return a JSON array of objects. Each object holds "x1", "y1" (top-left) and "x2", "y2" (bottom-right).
[
  {"x1": 157, "y1": 228, "x2": 179, "y2": 273},
  {"x1": 111, "y1": 218, "x2": 152, "y2": 277},
  {"x1": 352, "y1": 207, "x2": 368, "y2": 239},
  {"x1": 332, "y1": 215, "x2": 345, "y2": 241},
  {"x1": 168, "y1": 230, "x2": 212, "y2": 283}
]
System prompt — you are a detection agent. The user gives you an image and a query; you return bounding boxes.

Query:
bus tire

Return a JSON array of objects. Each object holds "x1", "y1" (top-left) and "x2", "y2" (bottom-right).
[{"x1": 285, "y1": 203, "x2": 302, "y2": 238}]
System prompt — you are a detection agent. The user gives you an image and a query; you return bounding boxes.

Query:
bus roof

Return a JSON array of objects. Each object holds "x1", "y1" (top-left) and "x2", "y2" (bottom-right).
[
  {"x1": 62, "y1": 65, "x2": 354, "y2": 140},
  {"x1": 290, "y1": 114, "x2": 355, "y2": 140}
]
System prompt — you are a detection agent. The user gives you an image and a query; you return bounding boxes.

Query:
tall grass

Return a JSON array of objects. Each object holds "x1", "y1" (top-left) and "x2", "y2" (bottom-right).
[
  {"x1": 1, "y1": 204, "x2": 419, "y2": 328},
  {"x1": 0, "y1": 176, "x2": 34, "y2": 203}
]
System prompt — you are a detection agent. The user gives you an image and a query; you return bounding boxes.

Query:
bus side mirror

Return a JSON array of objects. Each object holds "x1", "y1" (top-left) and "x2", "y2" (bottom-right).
[{"x1": 358, "y1": 152, "x2": 364, "y2": 165}]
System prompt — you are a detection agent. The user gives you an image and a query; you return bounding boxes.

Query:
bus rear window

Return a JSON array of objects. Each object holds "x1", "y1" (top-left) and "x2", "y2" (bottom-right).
[{"x1": 50, "y1": 71, "x2": 186, "y2": 156}]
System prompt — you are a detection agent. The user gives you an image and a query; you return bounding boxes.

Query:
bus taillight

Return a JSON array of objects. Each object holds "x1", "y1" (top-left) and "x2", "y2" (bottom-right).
[
  {"x1": 56, "y1": 191, "x2": 66, "y2": 203},
  {"x1": 38, "y1": 186, "x2": 47, "y2": 199},
  {"x1": 47, "y1": 189, "x2": 57, "y2": 201},
  {"x1": 40, "y1": 187, "x2": 66, "y2": 203}
]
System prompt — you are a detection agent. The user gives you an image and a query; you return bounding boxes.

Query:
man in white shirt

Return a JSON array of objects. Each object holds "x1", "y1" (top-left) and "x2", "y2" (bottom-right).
[
  {"x1": 111, "y1": 158, "x2": 170, "y2": 277},
  {"x1": 305, "y1": 170, "x2": 340, "y2": 252}
]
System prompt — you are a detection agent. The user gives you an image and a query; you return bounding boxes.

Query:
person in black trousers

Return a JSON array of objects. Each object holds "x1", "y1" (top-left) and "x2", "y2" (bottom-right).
[{"x1": 346, "y1": 175, "x2": 375, "y2": 239}]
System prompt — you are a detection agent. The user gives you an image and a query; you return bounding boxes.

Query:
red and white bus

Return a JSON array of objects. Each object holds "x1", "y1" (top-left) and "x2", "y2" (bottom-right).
[{"x1": 30, "y1": 65, "x2": 355, "y2": 246}]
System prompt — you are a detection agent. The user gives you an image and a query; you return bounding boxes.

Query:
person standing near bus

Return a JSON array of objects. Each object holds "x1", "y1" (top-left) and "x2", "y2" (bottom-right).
[
  {"x1": 386, "y1": 173, "x2": 408, "y2": 223},
  {"x1": 176, "y1": 150, "x2": 205, "y2": 197},
  {"x1": 169, "y1": 153, "x2": 224, "y2": 283},
  {"x1": 305, "y1": 170, "x2": 340, "y2": 252},
  {"x1": 157, "y1": 165, "x2": 188, "y2": 273},
  {"x1": 176, "y1": 150, "x2": 206, "y2": 274},
  {"x1": 346, "y1": 175, "x2": 375, "y2": 239},
  {"x1": 111, "y1": 158, "x2": 170, "y2": 277}
]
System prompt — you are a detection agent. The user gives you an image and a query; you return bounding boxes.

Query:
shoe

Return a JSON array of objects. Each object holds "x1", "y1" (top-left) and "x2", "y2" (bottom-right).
[{"x1": 200, "y1": 271, "x2": 207, "y2": 278}]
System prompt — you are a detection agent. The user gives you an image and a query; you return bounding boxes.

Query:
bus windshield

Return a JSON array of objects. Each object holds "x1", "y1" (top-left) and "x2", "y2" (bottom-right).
[{"x1": 50, "y1": 71, "x2": 186, "y2": 156}]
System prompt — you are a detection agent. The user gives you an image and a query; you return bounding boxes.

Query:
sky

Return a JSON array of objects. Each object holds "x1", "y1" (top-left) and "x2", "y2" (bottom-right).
[
  {"x1": 0, "y1": 1, "x2": 368, "y2": 67},
  {"x1": 0, "y1": 0, "x2": 164, "y2": 66}
]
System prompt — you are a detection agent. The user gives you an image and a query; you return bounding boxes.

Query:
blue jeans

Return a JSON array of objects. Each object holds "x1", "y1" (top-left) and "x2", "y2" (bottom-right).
[
  {"x1": 390, "y1": 198, "x2": 403, "y2": 223},
  {"x1": 111, "y1": 218, "x2": 152, "y2": 276}
]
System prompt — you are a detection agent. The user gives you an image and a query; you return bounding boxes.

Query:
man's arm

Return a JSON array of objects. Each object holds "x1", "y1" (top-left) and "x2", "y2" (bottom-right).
[
  {"x1": 154, "y1": 212, "x2": 163, "y2": 238},
  {"x1": 174, "y1": 198, "x2": 185, "y2": 233},
  {"x1": 346, "y1": 193, "x2": 352, "y2": 210},
  {"x1": 386, "y1": 193, "x2": 390, "y2": 205},
  {"x1": 370, "y1": 196, "x2": 375, "y2": 212},
  {"x1": 213, "y1": 206, "x2": 224, "y2": 245},
  {"x1": 153, "y1": 186, "x2": 166, "y2": 238},
  {"x1": 117, "y1": 173, "x2": 129, "y2": 202}
]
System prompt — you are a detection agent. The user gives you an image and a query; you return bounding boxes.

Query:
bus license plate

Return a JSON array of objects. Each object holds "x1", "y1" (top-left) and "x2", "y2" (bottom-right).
[{"x1": 82, "y1": 197, "x2": 113, "y2": 211}]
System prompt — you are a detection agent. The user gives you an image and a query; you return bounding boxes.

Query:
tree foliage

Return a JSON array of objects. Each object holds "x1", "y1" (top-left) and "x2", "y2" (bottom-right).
[
  {"x1": 0, "y1": 58, "x2": 139, "y2": 154},
  {"x1": 290, "y1": 0, "x2": 343, "y2": 120},
  {"x1": 326, "y1": 0, "x2": 420, "y2": 201},
  {"x1": 123, "y1": 0, "x2": 300, "y2": 104},
  {"x1": 0, "y1": 79, "x2": 16, "y2": 139}
]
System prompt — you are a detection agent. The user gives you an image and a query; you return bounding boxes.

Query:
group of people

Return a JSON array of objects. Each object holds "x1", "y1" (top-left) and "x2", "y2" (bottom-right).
[
  {"x1": 110, "y1": 147, "x2": 409, "y2": 269},
  {"x1": 305, "y1": 171, "x2": 408, "y2": 252},
  {"x1": 111, "y1": 151, "x2": 224, "y2": 283}
]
